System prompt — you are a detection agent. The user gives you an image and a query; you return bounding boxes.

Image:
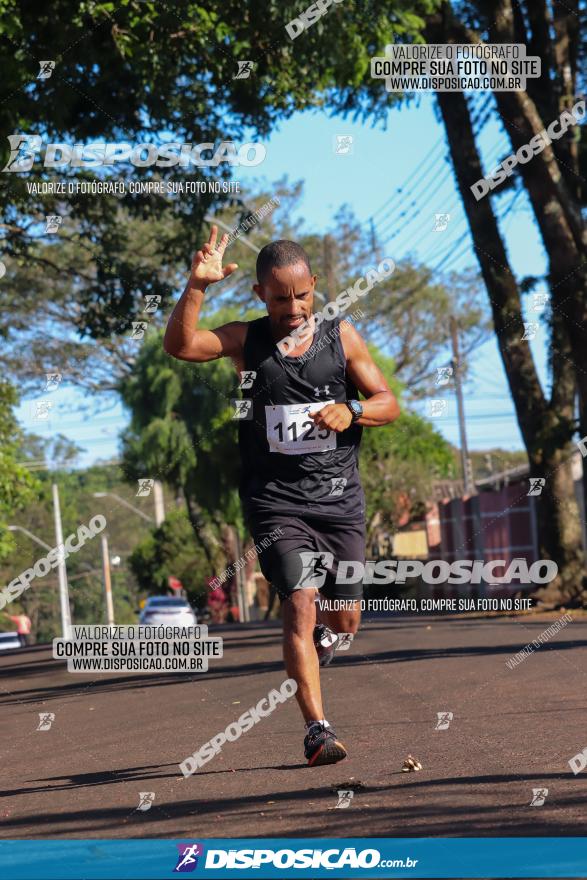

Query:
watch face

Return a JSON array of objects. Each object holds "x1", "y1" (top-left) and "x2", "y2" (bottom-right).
[{"x1": 349, "y1": 400, "x2": 362, "y2": 418}]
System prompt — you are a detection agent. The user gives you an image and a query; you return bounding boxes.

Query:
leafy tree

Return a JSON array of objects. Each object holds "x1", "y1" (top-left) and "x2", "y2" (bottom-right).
[
  {"x1": 0, "y1": 199, "x2": 196, "y2": 399},
  {"x1": 20, "y1": 432, "x2": 85, "y2": 468},
  {"x1": 469, "y1": 447, "x2": 528, "y2": 483},
  {"x1": 0, "y1": 0, "x2": 440, "y2": 336},
  {"x1": 361, "y1": 348, "x2": 455, "y2": 539},
  {"x1": 128, "y1": 508, "x2": 210, "y2": 607},
  {"x1": 209, "y1": 188, "x2": 490, "y2": 398},
  {"x1": 0, "y1": 381, "x2": 39, "y2": 559},
  {"x1": 1, "y1": 177, "x2": 486, "y2": 403},
  {"x1": 0, "y1": 461, "x2": 162, "y2": 640},
  {"x1": 118, "y1": 318, "x2": 252, "y2": 567},
  {"x1": 424, "y1": 1, "x2": 586, "y2": 605},
  {"x1": 4, "y1": 0, "x2": 581, "y2": 603}
]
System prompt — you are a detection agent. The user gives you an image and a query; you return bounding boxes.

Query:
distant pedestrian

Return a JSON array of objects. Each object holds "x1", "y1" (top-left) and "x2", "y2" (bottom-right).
[{"x1": 4, "y1": 613, "x2": 32, "y2": 647}]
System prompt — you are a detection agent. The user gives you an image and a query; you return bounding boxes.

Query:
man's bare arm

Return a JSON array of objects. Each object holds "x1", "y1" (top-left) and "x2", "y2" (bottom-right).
[
  {"x1": 163, "y1": 225, "x2": 246, "y2": 364},
  {"x1": 311, "y1": 321, "x2": 400, "y2": 433},
  {"x1": 341, "y1": 321, "x2": 400, "y2": 426}
]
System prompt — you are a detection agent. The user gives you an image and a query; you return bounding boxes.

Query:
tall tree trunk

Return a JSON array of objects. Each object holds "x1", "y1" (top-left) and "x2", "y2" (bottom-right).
[
  {"x1": 481, "y1": 0, "x2": 587, "y2": 571},
  {"x1": 447, "y1": 0, "x2": 587, "y2": 536},
  {"x1": 426, "y1": 11, "x2": 585, "y2": 603},
  {"x1": 182, "y1": 489, "x2": 223, "y2": 570}
]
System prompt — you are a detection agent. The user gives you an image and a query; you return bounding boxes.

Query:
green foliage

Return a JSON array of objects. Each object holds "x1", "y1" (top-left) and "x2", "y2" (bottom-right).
[
  {"x1": 208, "y1": 182, "x2": 489, "y2": 397},
  {"x1": 119, "y1": 321, "x2": 249, "y2": 518},
  {"x1": 0, "y1": 462, "x2": 158, "y2": 641},
  {"x1": 128, "y1": 508, "x2": 210, "y2": 605},
  {"x1": 0, "y1": 0, "x2": 439, "y2": 149},
  {"x1": 469, "y1": 447, "x2": 528, "y2": 483},
  {"x1": 118, "y1": 315, "x2": 263, "y2": 571},
  {"x1": 0, "y1": 0, "x2": 441, "y2": 338},
  {"x1": 360, "y1": 348, "x2": 455, "y2": 531},
  {"x1": 1, "y1": 177, "x2": 486, "y2": 403},
  {"x1": 0, "y1": 381, "x2": 39, "y2": 559}
]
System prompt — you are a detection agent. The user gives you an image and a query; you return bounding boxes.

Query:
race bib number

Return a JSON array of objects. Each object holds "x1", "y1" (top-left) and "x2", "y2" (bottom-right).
[{"x1": 265, "y1": 401, "x2": 336, "y2": 455}]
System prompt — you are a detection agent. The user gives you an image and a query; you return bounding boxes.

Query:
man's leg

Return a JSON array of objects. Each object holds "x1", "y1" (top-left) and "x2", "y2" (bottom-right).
[
  {"x1": 282, "y1": 588, "x2": 324, "y2": 723},
  {"x1": 317, "y1": 598, "x2": 361, "y2": 641},
  {"x1": 314, "y1": 518, "x2": 365, "y2": 656},
  {"x1": 251, "y1": 517, "x2": 325, "y2": 721},
  {"x1": 282, "y1": 586, "x2": 348, "y2": 765},
  {"x1": 251, "y1": 515, "x2": 348, "y2": 765},
  {"x1": 264, "y1": 583, "x2": 278, "y2": 621}
]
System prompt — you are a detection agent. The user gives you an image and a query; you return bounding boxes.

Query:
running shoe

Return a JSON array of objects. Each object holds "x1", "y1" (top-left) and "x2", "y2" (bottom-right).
[
  {"x1": 313, "y1": 624, "x2": 338, "y2": 667},
  {"x1": 304, "y1": 722, "x2": 347, "y2": 766}
]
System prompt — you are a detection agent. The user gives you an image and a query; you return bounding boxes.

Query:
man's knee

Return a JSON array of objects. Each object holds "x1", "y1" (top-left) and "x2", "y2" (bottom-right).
[{"x1": 283, "y1": 588, "x2": 316, "y2": 633}]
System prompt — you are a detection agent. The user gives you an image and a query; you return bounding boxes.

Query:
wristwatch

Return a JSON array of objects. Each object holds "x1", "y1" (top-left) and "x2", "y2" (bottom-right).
[{"x1": 345, "y1": 399, "x2": 363, "y2": 422}]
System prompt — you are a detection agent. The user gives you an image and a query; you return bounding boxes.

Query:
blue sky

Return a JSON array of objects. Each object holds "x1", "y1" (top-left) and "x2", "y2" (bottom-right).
[{"x1": 18, "y1": 94, "x2": 551, "y2": 468}]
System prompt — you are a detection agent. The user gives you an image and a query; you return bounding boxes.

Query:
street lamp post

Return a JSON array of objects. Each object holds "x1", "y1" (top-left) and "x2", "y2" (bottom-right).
[
  {"x1": 100, "y1": 534, "x2": 115, "y2": 627},
  {"x1": 8, "y1": 488, "x2": 73, "y2": 641},
  {"x1": 92, "y1": 489, "x2": 162, "y2": 625},
  {"x1": 153, "y1": 481, "x2": 165, "y2": 527},
  {"x1": 7, "y1": 526, "x2": 51, "y2": 552},
  {"x1": 232, "y1": 526, "x2": 249, "y2": 623},
  {"x1": 52, "y1": 483, "x2": 73, "y2": 640},
  {"x1": 92, "y1": 492, "x2": 154, "y2": 523}
]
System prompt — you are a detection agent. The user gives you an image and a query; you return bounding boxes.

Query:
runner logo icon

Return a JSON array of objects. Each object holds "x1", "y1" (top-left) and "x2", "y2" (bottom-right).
[
  {"x1": 435, "y1": 711, "x2": 453, "y2": 730},
  {"x1": 329, "y1": 477, "x2": 347, "y2": 496},
  {"x1": 335, "y1": 790, "x2": 354, "y2": 808},
  {"x1": 174, "y1": 843, "x2": 204, "y2": 872},
  {"x1": 530, "y1": 787, "x2": 548, "y2": 806},
  {"x1": 295, "y1": 552, "x2": 333, "y2": 589}
]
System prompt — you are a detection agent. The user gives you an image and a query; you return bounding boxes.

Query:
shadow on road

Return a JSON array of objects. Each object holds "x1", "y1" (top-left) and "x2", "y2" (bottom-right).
[
  {"x1": 1, "y1": 633, "x2": 585, "y2": 707},
  {"x1": 0, "y1": 760, "x2": 309, "y2": 801},
  {"x1": 2, "y1": 765, "x2": 585, "y2": 838}
]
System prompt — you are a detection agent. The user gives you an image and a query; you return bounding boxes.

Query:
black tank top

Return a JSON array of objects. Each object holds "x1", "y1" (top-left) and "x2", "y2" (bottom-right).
[{"x1": 238, "y1": 315, "x2": 365, "y2": 523}]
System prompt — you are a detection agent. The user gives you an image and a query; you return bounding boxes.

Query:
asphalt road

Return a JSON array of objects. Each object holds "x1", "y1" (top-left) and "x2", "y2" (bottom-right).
[{"x1": 1, "y1": 612, "x2": 586, "y2": 840}]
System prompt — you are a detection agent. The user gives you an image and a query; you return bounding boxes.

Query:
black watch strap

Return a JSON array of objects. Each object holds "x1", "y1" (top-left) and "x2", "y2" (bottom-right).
[{"x1": 345, "y1": 399, "x2": 363, "y2": 422}]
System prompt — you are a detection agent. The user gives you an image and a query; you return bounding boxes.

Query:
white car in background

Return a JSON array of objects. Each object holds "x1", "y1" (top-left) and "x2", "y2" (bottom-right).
[
  {"x1": 139, "y1": 596, "x2": 197, "y2": 626},
  {"x1": 0, "y1": 632, "x2": 23, "y2": 651}
]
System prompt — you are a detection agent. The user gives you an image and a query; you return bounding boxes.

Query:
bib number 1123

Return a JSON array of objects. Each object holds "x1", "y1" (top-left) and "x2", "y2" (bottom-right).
[{"x1": 266, "y1": 401, "x2": 336, "y2": 455}]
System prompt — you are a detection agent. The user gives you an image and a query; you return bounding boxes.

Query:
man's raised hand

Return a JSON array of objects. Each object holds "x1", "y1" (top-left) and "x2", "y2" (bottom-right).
[{"x1": 190, "y1": 225, "x2": 238, "y2": 288}]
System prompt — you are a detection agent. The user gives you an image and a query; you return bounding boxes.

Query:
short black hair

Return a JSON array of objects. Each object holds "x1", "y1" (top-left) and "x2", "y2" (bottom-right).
[{"x1": 256, "y1": 239, "x2": 312, "y2": 284}]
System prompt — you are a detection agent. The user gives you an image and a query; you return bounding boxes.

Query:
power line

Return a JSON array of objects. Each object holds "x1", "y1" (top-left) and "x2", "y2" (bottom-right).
[
  {"x1": 370, "y1": 137, "x2": 446, "y2": 224},
  {"x1": 372, "y1": 154, "x2": 449, "y2": 237},
  {"x1": 376, "y1": 135, "x2": 506, "y2": 254},
  {"x1": 376, "y1": 173, "x2": 455, "y2": 246}
]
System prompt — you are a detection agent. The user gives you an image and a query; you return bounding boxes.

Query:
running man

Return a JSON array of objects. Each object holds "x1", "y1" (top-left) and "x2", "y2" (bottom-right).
[{"x1": 164, "y1": 226, "x2": 399, "y2": 765}]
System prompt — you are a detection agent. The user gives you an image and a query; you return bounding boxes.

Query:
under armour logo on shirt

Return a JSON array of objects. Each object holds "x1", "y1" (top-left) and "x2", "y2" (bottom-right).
[{"x1": 314, "y1": 385, "x2": 331, "y2": 397}]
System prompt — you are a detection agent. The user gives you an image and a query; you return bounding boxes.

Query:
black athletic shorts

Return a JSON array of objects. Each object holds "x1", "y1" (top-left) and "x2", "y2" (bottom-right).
[{"x1": 248, "y1": 513, "x2": 365, "y2": 601}]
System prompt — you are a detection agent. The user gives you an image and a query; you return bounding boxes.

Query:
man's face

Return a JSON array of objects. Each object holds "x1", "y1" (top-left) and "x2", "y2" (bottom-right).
[{"x1": 253, "y1": 261, "x2": 316, "y2": 339}]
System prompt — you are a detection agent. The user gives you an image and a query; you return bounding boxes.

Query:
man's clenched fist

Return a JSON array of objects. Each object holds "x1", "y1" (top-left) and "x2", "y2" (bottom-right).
[{"x1": 310, "y1": 403, "x2": 353, "y2": 433}]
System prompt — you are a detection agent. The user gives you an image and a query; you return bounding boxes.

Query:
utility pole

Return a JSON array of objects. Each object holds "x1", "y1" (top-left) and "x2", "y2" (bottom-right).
[
  {"x1": 370, "y1": 218, "x2": 381, "y2": 262},
  {"x1": 52, "y1": 483, "x2": 72, "y2": 640},
  {"x1": 100, "y1": 534, "x2": 115, "y2": 627},
  {"x1": 450, "y1": 317, "x2": 474, "y2": 496},
  {"x1": 153, "y1": 480, "x2": 165, "y2": 526},
  {"x1": 233, "y1": 526, "x2": 249, "y2": 622},
  {"x1": 484, "y1": 453, "x2": 494, "y2": 480},
  {"x1": 323, "y1": 234, "x2": 338, "y2": 303}
]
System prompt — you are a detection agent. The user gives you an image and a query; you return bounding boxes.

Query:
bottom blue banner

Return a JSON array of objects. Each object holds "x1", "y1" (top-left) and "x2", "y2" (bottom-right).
[{"x1": 1, "y1": 837, "x2": 586, "y2": 879}]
